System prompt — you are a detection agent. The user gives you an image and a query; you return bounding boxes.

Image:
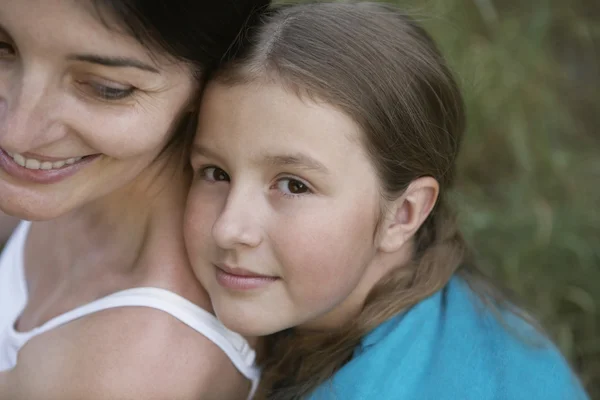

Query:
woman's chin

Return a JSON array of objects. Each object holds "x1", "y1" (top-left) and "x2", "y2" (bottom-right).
[{"x1": 0, "y1": 199, "x2": 70, "y2": 222}]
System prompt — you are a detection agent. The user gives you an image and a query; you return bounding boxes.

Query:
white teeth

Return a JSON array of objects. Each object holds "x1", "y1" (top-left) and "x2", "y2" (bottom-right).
[
  {"x1": 25, "y1": 159, "x2": 41, "y2": 170},
  {"x1": 6, "y1": 152, "x2": 84, "y2": 171},
  {"x1": 13, "y1": 154, "x2": 25, "y2": 167}
]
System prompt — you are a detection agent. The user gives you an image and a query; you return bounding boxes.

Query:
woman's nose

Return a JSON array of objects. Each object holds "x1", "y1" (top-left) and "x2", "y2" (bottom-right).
[{"x1": 0, "y1": 69, "x2": 66, "y2": 152}]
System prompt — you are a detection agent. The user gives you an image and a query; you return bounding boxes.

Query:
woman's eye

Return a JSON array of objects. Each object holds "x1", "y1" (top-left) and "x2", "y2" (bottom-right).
[
  {"x1": 78, "y1": 80, "x2": 136, "y2": 101},
  {"x1": 276, "y1": 178, "x2": 311, "y2": 196},
  {"x1": 0, "y1": 41, "x2": 16, "y2": 59},
  {"x1": 95, "y1": 85, "x2": 135, "y2": 100},
  {"x1": 201, "y1": 166, "x2": 230, "y2": 182}
]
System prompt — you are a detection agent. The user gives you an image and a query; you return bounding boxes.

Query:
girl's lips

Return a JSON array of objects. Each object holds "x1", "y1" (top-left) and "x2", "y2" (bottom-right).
[
  {"x1": 215, "y1": 264, "x2": 279, "y2": 291},
  {"x1": 0, "y1": 148, "x2": 101, "y2": 184}
]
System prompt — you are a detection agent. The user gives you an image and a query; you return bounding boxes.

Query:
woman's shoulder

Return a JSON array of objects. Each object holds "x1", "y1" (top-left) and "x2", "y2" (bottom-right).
[
  {"x1": 3, "y1": 305, "x2": 250, "y2": 400},
  {"x1": 310, "y1": 277, "x2": 588, "y2": 399}
]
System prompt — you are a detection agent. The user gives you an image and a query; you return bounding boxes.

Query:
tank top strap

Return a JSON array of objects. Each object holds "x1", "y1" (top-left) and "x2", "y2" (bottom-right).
[{"x1": 9, "y1": 287, "x2": 260, "y2": 394}]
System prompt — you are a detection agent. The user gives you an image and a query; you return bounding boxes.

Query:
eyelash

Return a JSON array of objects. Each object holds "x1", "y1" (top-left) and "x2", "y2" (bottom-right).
[
  {"x1": 0, "y1": 41, "x2": 16, "y2": 59},
  {"x1": 77, "y1": 80, "x2": 136, "y2": 101},
  {"x1": 198, "y1": 166, "x2": 313, "y2": 198},
  {"x1": 199, "y1": 166, "x2": 230, "y2": 183},
  {"x1": 272, "y1": 176, "x2": 313, "y2": 199}
]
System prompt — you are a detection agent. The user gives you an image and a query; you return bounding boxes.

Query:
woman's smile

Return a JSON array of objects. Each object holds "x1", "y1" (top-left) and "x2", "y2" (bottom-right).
[{"x1": 0, "y1": 147, "x2": 101, "y2": 184}]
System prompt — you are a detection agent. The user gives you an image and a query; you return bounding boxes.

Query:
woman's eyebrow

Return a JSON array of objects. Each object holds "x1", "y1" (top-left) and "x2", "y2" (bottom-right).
[
  {"x1": 67, "y1": 54, "x2": 160, "y2": 73},
  {"x1": 0, "y1": 20, "x2": 159, "y2": 74}
]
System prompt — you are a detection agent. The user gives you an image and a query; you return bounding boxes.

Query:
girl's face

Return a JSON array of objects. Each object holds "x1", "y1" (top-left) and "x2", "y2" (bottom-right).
[
  {"x1": 186, "y1": 81, "x2": 388, "y2": 336},
  {"x1": 0, "y1": 0, "x2": 197, "y2": 220}
]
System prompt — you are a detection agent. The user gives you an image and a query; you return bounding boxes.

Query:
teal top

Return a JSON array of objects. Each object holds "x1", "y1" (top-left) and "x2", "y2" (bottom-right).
[{"x1": 309, "y1": 277, "x2": 588, "y2": 399}]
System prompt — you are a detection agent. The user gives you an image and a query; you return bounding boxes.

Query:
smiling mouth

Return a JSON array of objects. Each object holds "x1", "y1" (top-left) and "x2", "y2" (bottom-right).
[
  {"x1": 214, "y1": 264, "x2": 280, "y2": 291},
  {"x1": 218, "y1": 264, "x2": 276, "y2": 279},
  {"x1": 3, "y1": 150, "x2": 103, "y2": 171},
  {"x1": 0, "y1": 148, "x2": 102, "y2": 185},
  {"x1": 3, "y1": 150, "x2": 90, "y2": 170}
]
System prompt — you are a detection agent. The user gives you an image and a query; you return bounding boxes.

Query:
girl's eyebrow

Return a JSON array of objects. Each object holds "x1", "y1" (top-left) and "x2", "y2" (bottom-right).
[
  {"x1": 191, "y1": 143, "x2": 219, "y2": 159},
  {"x1": 191, "y1": 144, "x2": 330, "y2": 175},
  {"x1": 67, "y1": 54, "x2": 160, "y2": 73},
  {"x1": 261, "y1": 152, "x2": 330, "y2": 174}
]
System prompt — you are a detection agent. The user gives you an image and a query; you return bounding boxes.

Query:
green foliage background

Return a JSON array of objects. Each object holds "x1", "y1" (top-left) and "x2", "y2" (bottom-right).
[
  {"x1": 283, "y1": 0, "x2": 600, "y2": 395},
  {"x1": 424, "y1": 1, "x2": 598, "y2": 395}
]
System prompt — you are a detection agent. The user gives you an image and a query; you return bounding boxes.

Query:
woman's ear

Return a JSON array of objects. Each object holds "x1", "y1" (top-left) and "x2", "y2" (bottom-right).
[{"x1": 377, "y1": 177, "x2": 439, "y2": 253}]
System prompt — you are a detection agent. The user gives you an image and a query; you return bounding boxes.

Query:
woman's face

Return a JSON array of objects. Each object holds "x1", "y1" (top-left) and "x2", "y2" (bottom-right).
[{"x1": 0, "y1": 0, "x2": 197, "y2": 220}]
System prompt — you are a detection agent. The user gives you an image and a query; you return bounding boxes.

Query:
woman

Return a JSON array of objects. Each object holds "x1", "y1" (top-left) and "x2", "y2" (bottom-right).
[{"x1": 0, "y1": 1, "x2": 268, "y2": 399}]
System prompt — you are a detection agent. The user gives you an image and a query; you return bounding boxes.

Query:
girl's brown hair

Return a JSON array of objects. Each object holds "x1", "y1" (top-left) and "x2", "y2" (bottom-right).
[{"x1": 213, "y1": 2, "x2": 529, "y2": 398}]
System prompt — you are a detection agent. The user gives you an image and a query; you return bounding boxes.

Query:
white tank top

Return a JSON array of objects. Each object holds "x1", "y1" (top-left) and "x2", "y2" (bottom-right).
[{"x1": 0, "y1": 221, "x2": 260, "y2": 397}]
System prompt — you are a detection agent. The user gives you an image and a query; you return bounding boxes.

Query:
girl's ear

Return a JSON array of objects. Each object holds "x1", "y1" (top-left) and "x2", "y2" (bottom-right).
[{"x1": 377, "y1": 177, "x2": 439, "y2": 253}]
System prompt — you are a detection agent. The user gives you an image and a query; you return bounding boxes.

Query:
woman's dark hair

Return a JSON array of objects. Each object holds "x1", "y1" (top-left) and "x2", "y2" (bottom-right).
[
  {"x1": 91, "y1": 0, "x2": 271, "y2": 158},
  {"x1": 93, "y1": 0, "x2": 271, "y2": 78}
]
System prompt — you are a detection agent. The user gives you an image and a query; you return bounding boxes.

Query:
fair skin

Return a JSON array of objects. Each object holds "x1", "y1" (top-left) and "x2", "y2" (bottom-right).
[
  {"x1": 185, "y1": 80, "x2": 439, "y2": 337},
  {"x1": 0, "y1": 211, "x2": 18, "y2": 244},
  {"x1": 0, "y1": 1, "x2": 248, "y2": 399}
]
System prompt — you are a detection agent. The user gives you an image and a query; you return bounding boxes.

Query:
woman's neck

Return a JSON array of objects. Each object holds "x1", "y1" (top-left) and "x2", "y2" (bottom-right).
[
  {"x1": 17, "y1": 160, "x2": 210, "y2": 332},
  {"x1": 27, "y1": 161, "x2": 193, "y2": 294}
]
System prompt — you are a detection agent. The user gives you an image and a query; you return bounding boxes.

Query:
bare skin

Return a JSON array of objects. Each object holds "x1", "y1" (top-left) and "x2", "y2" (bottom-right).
[
  {"x1": 0, "y1": 211, "x2": 18, "y2": 245},
  {"x1": 0, "y1": 164, "x2": 250, "y2": 400},
  {"x1": 0, "y1": 0, "x2": 252, "y2": 398}
]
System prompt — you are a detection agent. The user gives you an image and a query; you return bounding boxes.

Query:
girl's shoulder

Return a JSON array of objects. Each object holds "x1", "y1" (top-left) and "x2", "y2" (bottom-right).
[{"x1": 310, "y1": 277, "x2": 588, "y2": 400}]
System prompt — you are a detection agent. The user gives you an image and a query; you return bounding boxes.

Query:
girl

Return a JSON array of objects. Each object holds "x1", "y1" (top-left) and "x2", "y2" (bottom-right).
[
  {"x1": 185, "y1": 2, "x2": 589, "y2": 399},
  {"x1": 0, "y1": 0, "x2": 268, "y2": 399}
]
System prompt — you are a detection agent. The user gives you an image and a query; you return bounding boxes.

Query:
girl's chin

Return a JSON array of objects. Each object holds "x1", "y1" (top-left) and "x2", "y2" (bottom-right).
[{"x1": 216, "y1": 314, "x2": 276, "y2": 337}]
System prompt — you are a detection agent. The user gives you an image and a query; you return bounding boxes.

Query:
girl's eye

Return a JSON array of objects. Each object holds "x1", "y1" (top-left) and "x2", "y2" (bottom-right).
[
  {"x1": 78, "y1": 80, "x2": 136, "y2": 101},
  {"x1": 201, "y1": 166, "x2": 230, "y2": 182},
  {"x1": 0, "y1": 41, "x2": 16, "y2": 59},
  {"x1": 276, "y1": 178, "x2": 311, "y2": 196}
]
